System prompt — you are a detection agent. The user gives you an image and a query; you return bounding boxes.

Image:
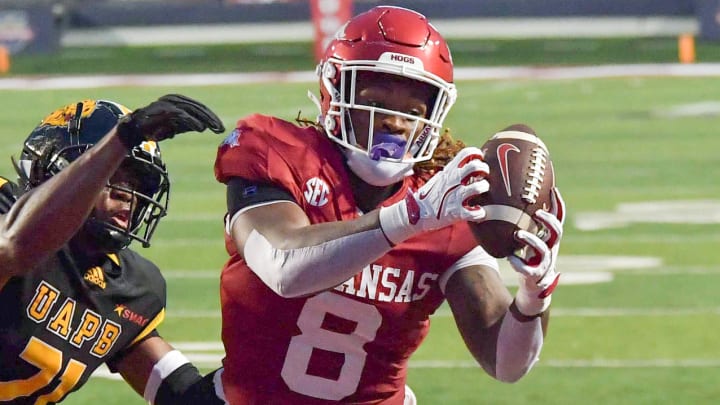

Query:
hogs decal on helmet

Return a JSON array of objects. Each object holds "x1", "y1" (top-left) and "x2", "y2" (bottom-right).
[
  {"x1": 12, "y1": 99, "x2": 170, "y2": 251},
  {"x1": 313, "y1": 6, "x2": 457, "y2": 164}
]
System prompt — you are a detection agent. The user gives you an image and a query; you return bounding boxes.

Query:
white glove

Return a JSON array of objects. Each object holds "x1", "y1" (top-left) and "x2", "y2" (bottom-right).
[
  {"x1": 379, "y1": 147, "x2": 490, "y2": 245},
  {"x1": 509, "y1": 187, "x2": 565, "y2": 316}
]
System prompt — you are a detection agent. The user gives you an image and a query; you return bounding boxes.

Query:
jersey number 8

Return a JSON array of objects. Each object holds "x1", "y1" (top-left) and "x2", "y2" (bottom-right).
[{"x1": 281, "y1": 292, "x2": 382, "y2": 400}]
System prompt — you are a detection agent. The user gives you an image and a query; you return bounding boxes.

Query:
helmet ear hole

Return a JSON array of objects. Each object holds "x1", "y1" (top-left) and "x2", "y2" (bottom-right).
[
  {"x1": 324, "y1": 115, "x2": 336, "y2": 132},
  {"x1": 322, "y1": 62, "x2": 336, "y2": 79}
]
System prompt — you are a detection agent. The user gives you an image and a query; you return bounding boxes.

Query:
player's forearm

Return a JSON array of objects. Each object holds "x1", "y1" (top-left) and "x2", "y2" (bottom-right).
[
  {"x1": 493, "y1": 306, "x2": 548, "y2": 383},
  {"x1": 242, "y1": 210, "x2": 394, "y2": 297},
  {"x1": 0, "y1": 131, "x2": 126, "y2": 273},
  {"x1": 444, "y1": 265, "x2": 545, "y2": 382},
  {"x1": 243, "y1": 229, "x2": 392, "y2": 298}
]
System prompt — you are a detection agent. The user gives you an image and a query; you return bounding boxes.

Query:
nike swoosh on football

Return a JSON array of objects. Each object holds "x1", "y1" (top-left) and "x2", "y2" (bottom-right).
[{"x1": 497, "y1": 143, "x2": 520, "y2": 197}]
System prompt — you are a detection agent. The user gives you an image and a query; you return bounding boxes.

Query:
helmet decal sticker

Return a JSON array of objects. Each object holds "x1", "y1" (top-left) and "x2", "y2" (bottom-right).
[{"x1": 41, "y1": 100, "x2": 98, "y2": 127}]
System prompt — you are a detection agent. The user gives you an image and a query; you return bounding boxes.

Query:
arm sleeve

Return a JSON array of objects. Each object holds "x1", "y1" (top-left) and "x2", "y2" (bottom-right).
[
  {"x1": 146, "y1": 354, "x2": 227, "y2": 405},
  {"x1": 226, "y1": 177, "x2": 295, "y2": 215},
  {"x1": 244, "y1": 227, "x2": 392, "y2": 298},
  {"x1": 225, "y1": 177, "x2": 295, "y2": 227},
  {"x1": 157, "y1": 368, "x2": 227, "y2": 405},
  {"x1": 494, "y1": 312, "x2": 544, "y2": 383}
]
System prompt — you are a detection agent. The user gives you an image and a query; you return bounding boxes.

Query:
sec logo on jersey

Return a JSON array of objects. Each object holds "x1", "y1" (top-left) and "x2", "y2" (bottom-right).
[{"x1": 304, "y1": 177, "x2": 330, "y2": 207}]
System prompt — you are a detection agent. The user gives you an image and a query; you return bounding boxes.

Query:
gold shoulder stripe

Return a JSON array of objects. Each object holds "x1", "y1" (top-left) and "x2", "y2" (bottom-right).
[
  {"x1": 107, "y1": 253, "x2": 120, "y2": 266},
  {"x1": 129, "y1": 308, "x2": 165, "y2": 346},
  {"x1": 0, "y1": 178, "x2": 7, "y2": 188}
]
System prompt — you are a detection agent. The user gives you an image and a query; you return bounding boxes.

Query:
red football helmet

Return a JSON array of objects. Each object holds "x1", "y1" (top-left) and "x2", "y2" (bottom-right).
[{"x1": 314, "y1": 6, "x2": 457, "y2": 163}]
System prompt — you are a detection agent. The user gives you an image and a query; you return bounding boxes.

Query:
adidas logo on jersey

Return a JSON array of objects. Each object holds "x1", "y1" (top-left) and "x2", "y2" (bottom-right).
[{"x1": 83, "y1": 266, "x2": 106, "y2": 289}]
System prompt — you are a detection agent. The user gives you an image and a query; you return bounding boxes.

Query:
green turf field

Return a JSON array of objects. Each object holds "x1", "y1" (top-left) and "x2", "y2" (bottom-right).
[{"x1": 0, "y1": 73, "x2": 718, "y2": 404}]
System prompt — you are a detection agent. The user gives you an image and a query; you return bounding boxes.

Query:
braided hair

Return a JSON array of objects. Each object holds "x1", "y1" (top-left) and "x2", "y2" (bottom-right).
[{"x1": 414, "y1": 129, "x2": 465, "y2": 181}]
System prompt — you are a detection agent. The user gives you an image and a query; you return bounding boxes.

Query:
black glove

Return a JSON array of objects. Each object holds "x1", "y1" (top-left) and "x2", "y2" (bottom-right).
[{"x1": 116, "y1": 94, "x2": 225, "y2": 149}]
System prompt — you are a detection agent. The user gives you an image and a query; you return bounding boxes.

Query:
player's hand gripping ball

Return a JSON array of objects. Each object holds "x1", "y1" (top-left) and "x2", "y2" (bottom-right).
[{"x1": 469, "y1": 124, "x2": 556, "y2": 258}]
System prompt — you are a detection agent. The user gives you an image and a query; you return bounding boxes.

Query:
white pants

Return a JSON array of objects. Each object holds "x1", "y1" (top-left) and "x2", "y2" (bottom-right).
[{"x1": 404, "y1": 384, "x2": 417, "y2": 405}]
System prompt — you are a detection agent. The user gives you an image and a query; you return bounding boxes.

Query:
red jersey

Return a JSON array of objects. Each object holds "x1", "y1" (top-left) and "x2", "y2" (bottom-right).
[{"x1": 214, "y1": 114, "x2": 492, "y2": 404}]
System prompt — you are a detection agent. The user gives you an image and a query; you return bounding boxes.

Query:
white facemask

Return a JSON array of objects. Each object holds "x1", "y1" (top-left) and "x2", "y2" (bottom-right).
[{"x1": 344, "y1": 148, "x2": 414, "y2": 187}]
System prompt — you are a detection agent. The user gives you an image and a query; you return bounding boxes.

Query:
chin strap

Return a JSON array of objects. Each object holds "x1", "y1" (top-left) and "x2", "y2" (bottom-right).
[
  {"x1": 83, "y1": 218, "x2": 132, "y2": 252},
  {"x1": 307, "y1": 90, "x2": 322, "y2": 116}
]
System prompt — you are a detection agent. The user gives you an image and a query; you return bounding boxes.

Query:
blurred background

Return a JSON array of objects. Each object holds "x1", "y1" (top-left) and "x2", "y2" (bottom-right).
[
  {"x1": 2, "y1": 0, "x2": 720, "y2": 72},
  {"x1": 1, "y1": 1, "x2": 719, "y2": 404}
]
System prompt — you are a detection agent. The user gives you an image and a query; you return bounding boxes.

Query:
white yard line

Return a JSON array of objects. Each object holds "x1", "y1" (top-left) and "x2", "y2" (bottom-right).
[
  {"x1": 3, "y1": 64, "x2": 720, "y2": 91},
  {"x1": 411, "y1": 358, "x2": 720, "y2": 368},
  {"x1": 92, "y1": 340, "x2": 720, "y2": 380},
  {"x1": 91, "y1": 356, "x2": 720, "y2": 380},
  {"x1": 432, "y1": 306, "x2": 720, "y2": 317},
  {"x1": 169, "y1": 306, "x2": 720, "y2": 319}
]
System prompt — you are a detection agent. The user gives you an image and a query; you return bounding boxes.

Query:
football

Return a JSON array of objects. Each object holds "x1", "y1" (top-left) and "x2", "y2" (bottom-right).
[{"x1": 469, "y1": 124, "x2": 555, "y2": 258}]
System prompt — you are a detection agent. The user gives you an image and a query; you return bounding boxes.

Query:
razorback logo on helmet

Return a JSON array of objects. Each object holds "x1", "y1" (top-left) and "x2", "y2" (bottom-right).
[
  {"x1": 303, "y1": 177, "x2": 330, "y2": 207},
  {"x1": 379, "y1": 52, "x2": 424, "y2": 70},
  {"x1": 41, "y1": 100, "x2": 98, "y2": 127}
]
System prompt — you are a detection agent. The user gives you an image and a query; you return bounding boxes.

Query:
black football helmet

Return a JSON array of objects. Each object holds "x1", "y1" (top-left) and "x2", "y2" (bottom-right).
[{"x1": 12, "y1": 99, "x2": 170, "y2": 251}]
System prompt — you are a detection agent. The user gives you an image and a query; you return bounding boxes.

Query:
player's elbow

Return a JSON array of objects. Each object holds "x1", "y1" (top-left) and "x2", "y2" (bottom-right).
[
  {"x1": 249, "y1": 260, "x2": 307, "y2": 299},
  {"x1": 267, "y1": 276, "x2": 306, "y2": 299},
  {"x1": 243, "y1": 229, "x2": 317, "y2": 298}
]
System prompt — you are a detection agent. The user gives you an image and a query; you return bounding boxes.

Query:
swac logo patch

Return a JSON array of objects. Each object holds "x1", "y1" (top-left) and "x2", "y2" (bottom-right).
[
  {"x1": 303, "y1": 177, "x2": 330, "y2": 207},
  {"x1": 114, "y1": 304, "x2": 150, "y2": 327},
  {"x1": 83, "y1": 266, "x2": 106, "y2": 289}
]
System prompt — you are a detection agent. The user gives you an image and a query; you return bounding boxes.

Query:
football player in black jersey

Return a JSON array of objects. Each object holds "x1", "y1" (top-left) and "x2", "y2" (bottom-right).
[{"x1": 0, "y1": 95, "x2": 227, "y2": 404}]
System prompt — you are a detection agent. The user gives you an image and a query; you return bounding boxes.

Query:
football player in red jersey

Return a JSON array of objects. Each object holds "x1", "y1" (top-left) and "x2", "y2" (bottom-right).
[
  {"x1": 212, "y1": 6, "x2": 565, "y2": 404},
  {"x1": 0, "y1": 95, "x2": 227, "y2": 404}
]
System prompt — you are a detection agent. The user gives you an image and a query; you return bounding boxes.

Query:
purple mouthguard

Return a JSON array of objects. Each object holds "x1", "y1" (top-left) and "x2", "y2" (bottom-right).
[{"x1": 369, "y1": 133, "x2": 407, "y2": 160}]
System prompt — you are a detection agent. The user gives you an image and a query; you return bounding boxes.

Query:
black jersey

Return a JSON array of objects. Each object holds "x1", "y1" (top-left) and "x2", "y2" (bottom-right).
[{"x1": 0, "y1": 177, "x2": 167, "y2": 404}]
